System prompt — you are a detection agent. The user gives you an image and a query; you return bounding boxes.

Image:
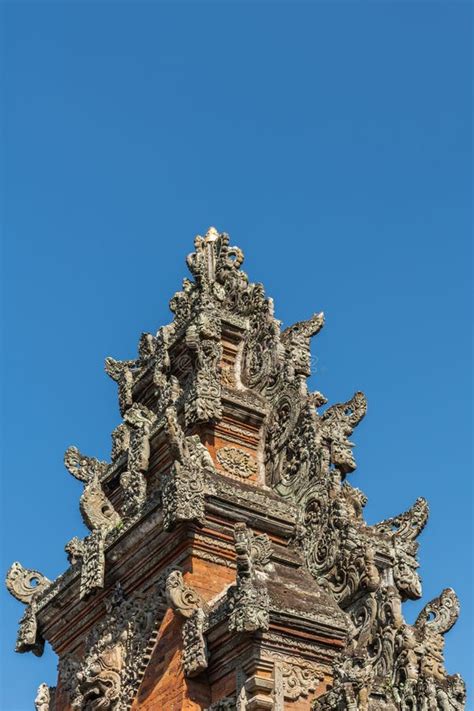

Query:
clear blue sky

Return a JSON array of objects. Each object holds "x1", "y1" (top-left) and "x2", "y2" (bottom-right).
[{"x1": 1, "y1": 3, "x2": 472, "y2": 709}]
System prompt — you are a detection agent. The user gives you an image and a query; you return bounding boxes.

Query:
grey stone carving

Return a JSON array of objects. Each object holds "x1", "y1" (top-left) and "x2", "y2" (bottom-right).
[
  {"x1": 16, "y1": 602, "x2": 44, "y2": 656},
  {"x1": 228, "y1": 523, "x2": 271, "y2": 633},
  {"x1": 161, "y1": 406, "x2": 214, "y2": 530},
  {"x1": 79, "y1": 529, "x2": 105, "y2": 599},
  {"x1": 5, "y1": 562, "x2": 51, "y2": 604},
  {"x1": 64, "y1": 445, "x2": 121, "y2": 534},
  {"x1": 182, "y1": 607, "x2": 208, "y2": 677},
  {"x1": 34, "y1": 683, "x2": 55, "y2": 711},
  {"x1": 216, "y1": 447, "x2": 258, "y2": 478},
  {"x1": 165, "y1": 570, "x2": 203, "y2": 618}
]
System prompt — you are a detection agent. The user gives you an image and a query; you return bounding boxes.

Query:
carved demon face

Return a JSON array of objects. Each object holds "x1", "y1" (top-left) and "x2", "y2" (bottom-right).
[{"x1": 79, "y1": 648, "x2": 121, "y2": 711}]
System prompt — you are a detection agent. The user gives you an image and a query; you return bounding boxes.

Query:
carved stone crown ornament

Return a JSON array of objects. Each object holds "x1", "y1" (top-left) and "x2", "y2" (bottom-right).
[{"x1": 5, "y1": 227, "x2": 465, "y2": 711}]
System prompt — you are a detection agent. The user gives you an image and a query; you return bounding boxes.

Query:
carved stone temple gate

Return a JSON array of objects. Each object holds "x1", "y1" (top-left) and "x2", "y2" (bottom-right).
[{"x1": 7, "y1": 228, "x2": 466, "y2": 710}]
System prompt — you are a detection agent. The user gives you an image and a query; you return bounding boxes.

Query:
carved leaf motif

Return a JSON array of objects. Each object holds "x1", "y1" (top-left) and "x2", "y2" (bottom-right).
[{"x1": 280, "y1": 660, "x2": 324, "y2": 700}]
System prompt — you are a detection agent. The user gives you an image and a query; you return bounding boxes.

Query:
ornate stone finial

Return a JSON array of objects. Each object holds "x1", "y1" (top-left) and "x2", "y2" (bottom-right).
[
  {"x1": 5, "y1": 562, "x2": 51, "y2": 604},
  {"x1": 165, "y1": 570, "x2": 203, "y2": 618},
  {"x1": 280, "y1": 312, "x2": 325, "y2": 377},
  {"x1": 186, "y1": 228, "x2": 245, "y2": 288},
  {"x1": 204, "y1": 226, "x2": 219, "y2": 242},
  {"x1": 104, "y1": 356, "x2": 136, "y2": 415}
]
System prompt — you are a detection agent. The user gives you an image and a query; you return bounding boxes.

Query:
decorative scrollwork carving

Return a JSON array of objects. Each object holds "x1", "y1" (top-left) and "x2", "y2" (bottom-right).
[
  {"x1": 281, "y1": 311, "x2": 324, "y2": 378},
  {"x1": 64, "y1": 446, "x2": 108, "y2": 483},
  {"x1": 6, "y1": 563, "x2": 50, "y2": 605},
  {"x1": 165, "y1": 570, "x2": 203, "y2": 618},
  {"x1": 374, "y1": 496, "x2": 429, "y2": 540},
  {"x1": 415, "y1": 588, "x2": 460, "y2": 636},
  {"x1": 16, "y1": 602, "x2": 45, "y2": 656},
  {"x1": 161, "y1": 406, "x2": 213, "y2": 530}
]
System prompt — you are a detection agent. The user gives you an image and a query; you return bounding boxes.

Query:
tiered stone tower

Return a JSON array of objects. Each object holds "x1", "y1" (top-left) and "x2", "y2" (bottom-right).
[{"x1": 7, "y1": 229, "x2": 466, "y2": 711}]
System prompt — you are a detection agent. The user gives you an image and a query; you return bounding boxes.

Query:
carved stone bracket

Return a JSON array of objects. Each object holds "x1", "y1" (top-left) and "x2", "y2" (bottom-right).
[
  {"x1": 79, "y1": 529, "x2": 106, "y2": 599},
  {"x1": 162, "y1": 406, "x2": 213, "y2": 530},
  {"x1": 16, "y1": 602, "x2": 45, "y2": 656},
  {"x1": 182, "y1": 607, "x2": 208, "y2": 677},
  {"x1": 228, "y1": 523, "x2": 271, "y2": 633}
]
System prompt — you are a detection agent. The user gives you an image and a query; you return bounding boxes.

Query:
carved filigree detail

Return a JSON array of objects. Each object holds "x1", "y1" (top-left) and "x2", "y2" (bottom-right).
[
  {"x1": 279, "y1": 659, "x2": 324, "y2": 700},
  {"x1": 182, "y1": 607, "x2": 208, "y2": 677},
  {"x1": 65, "y1": 537, "x2": 85, "y2": 566},
  {"x1": 415, "y1": 588, "x2": 460, "y2": 636},
  {"x1": 120, "y1": 404, "x2": 156, "y2": 518},
  {"x1": 281, "y1": 311, "x2": 324, "y2": 378},
  {"x1": 80, "y1": 479, "x2": 121, "y2": 533},
  {"x1": 79, "y1": 530, "x2": 105, "y2": 599},
  {"x1": 64, "y1": 445, "x2": 120, "y2": 535},
  {"x1": 216, "y1": 447, "x2": 258, "y2": 479},
  {"x1": 184, "y1": 308, "x2": 223, "y2": 426},
  {"x1": 62, "y1": 580, "x2": 168, "y2": 710},
  {"x1": 319, "y1": 391, "x2": 367, "y2": 477}
]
